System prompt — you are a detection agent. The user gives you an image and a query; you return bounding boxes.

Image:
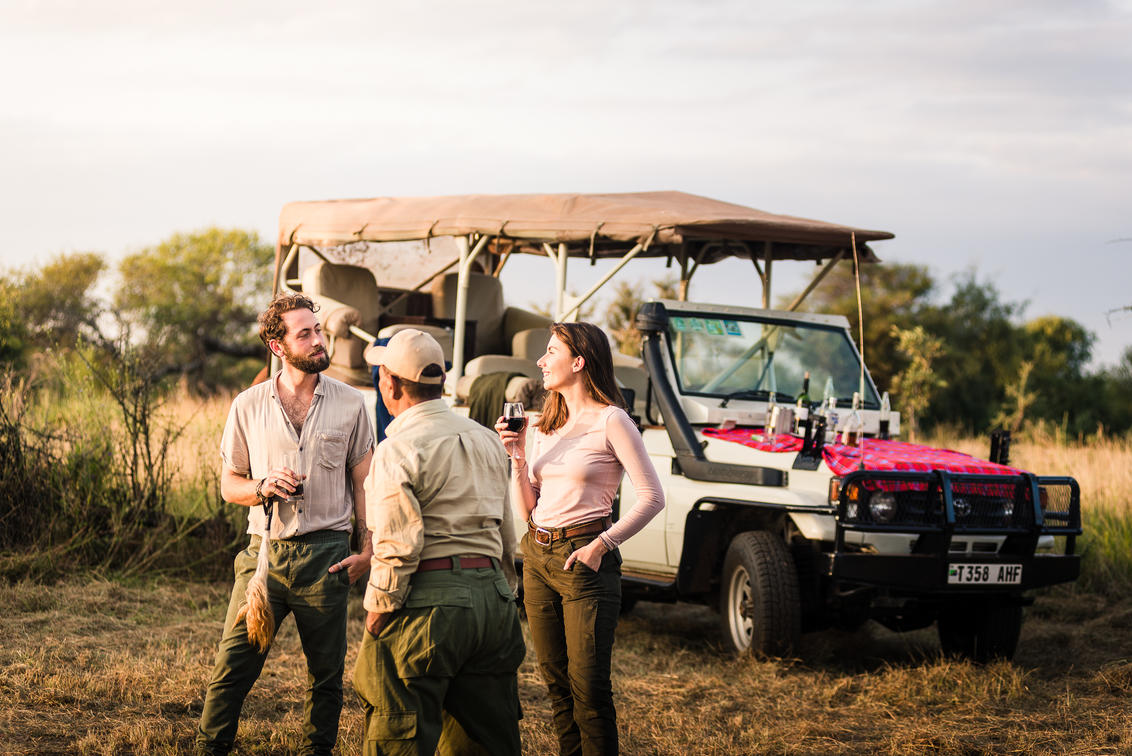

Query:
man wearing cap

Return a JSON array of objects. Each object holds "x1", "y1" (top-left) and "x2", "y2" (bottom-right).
[
  {"x1": 196, "y1": 293, "x2": 374, "y2": 756},
  {"x1": 355, "y1": 328, "x2": 525, "y2": 756}
]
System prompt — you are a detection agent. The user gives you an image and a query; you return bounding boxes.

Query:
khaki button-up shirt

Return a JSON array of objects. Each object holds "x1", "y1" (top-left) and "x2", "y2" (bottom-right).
[
  {"x1": 364, "y1": 399, "x2": 515, "y2": 613},
  {"x1": 221, "y1": 373, "x2": 374, "y2": 538}
]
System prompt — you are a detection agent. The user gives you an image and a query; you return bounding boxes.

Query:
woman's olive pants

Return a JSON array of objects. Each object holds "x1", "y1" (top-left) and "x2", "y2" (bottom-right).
[{"x1": 522, "y1": 531, "x2": 622, "y2": 756}]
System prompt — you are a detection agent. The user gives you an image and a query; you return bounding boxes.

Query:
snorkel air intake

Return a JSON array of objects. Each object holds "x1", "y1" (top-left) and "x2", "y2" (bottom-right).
[{"x1": 636, "y1": 301, "x2": 786, "y2": 487}]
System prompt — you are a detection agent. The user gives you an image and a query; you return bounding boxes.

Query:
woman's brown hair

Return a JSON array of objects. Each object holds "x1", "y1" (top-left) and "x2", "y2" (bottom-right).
[{"x1": 537, "y1": 322, "x2": 627, "y2": 434}]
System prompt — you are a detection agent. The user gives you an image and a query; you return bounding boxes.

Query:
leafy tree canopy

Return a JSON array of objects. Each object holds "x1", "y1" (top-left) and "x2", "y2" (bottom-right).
[
  {"x1": 113, "y1": 228, "x2": 273, "y2": 390},
  {"x1": 3, "y1": 252, "x2": 107, "y2": 350},
  {"x1": 778, "y1": 261, "x2": 935, "y2": 393}
]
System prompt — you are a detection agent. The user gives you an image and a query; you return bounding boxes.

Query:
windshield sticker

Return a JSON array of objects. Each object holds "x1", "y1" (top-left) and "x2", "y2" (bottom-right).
[
  {"x1": 705, "y1": 319, "x2": 725, "y2": 335},
  {"x1": 724, "y1": 320, "x2": 742, "y2": 336},
  {"x1": 670, "y1": 316, "x2": 688, "y2": 331},
  {"x1": 689, "y1": 318, "x2": 706, "y2": 332}
]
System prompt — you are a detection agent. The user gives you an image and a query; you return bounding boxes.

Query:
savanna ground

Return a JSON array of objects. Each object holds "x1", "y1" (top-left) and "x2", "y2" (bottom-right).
[{"x1": 2, "y1": 395, "x2": 1132, "y2": 755}]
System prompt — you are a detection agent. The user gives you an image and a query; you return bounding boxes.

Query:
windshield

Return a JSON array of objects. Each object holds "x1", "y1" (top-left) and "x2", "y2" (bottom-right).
[{"x1": 665, "y1": 313, "x2": 880, "y2": 408}]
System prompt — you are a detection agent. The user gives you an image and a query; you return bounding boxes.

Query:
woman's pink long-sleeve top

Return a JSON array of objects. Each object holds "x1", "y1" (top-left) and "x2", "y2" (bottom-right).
[{"x1": 527, "y1": 405, "x2": 664, "y2": 547}]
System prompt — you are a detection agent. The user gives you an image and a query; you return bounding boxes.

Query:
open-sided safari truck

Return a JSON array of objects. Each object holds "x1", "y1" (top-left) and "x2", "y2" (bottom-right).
[{"x1": 271, "y1": 191, "x2": 1081, "y2": 661}]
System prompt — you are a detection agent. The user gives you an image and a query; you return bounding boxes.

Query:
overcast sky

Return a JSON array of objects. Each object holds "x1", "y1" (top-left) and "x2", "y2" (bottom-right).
[{"x1": 2, "y1": 0, "x2": 1130, "y2": 366}]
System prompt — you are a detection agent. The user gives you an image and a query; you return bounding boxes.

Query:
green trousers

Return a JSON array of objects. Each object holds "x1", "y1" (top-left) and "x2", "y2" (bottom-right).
[
  {"x1": 196, "y1": 530, "x2": 352, "y2": 756},
  {"x1": 521, "y1": 531, "x2": 622, "y2": 756},
  {"x1": 353, "y1": 559, "x2": 526, "y2": 756}
]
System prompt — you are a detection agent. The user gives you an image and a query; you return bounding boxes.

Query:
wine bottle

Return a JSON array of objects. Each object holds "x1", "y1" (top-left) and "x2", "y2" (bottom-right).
[
  {"x1": 843, "y1": 391, "x2": 863, "y2": 446},
  {"x1": 794, "y1": 372, "x2": 811, "y2": 435}
]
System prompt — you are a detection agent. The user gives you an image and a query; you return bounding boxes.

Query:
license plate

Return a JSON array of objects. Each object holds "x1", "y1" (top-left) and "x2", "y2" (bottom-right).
[{"x1": 947, "y1": 563, "x2": 1023, "y2": 585}]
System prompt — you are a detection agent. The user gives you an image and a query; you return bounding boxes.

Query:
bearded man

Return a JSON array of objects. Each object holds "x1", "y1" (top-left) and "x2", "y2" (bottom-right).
[{"x1": 195, "y1": 293, "x2": 374, "y2": 756}]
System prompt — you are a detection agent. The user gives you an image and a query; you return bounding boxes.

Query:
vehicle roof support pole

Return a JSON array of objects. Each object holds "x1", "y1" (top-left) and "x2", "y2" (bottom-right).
[
  {"x1": 682, "y1": 244, "x2": 708, "y2": 301},
  {"x1": 784, "y1": 249, "x2": 846, "y2": 312},
  {"x1": 751, "y1": 256, "x2": 766, "y2": 299},
  {"x1": 278, "y1": 243, "x2": 300, "y2": 293},
  {"x1": 492, "y1": 246, "x2": 513, "y2": 277},
  {"x1": 679, "y1": 251, "x2": 690, "y2": 301},
  {"x1": 762, "y1": 241, "x2": 773, "y2": 308},
  {"x1": 554, "y1": 243, "x2": 568, "y2": 320},
  {"x1": 560, "y1": 240, "x2": 648, "y2": 322},
  {"x1": 449, "y1": 233, "x2": 492, "y2": 392}
]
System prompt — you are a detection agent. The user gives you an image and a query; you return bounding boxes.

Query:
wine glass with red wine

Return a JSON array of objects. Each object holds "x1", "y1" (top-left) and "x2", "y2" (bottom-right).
[{"x1": 502, "y1": 402, "x2": 526, "y2": 457}]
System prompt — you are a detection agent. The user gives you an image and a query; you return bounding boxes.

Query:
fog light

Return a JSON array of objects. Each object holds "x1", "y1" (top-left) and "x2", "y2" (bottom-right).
[{"x1": 871, "y1": 492, "x2": 897, "y2": 523}]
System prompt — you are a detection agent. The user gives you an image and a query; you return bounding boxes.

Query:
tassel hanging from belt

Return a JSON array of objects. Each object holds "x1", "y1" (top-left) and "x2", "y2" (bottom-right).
[{"x1": 236, "y1": 499, "x2": 276, "y2": 653}]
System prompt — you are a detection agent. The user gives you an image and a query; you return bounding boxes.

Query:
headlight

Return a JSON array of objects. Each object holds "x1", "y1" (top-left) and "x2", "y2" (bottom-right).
[
  {"x1": 953, "y1": 496, "x2": 972, "y2": 518},
  {"x1": 870, "y1": 492, "x2": 897, "y2": 523}
]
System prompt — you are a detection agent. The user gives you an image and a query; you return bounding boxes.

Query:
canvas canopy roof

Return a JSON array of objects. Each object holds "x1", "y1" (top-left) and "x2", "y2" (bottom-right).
[{"x1": 277, "y1": 190, "x2": 893, "y2": 264}]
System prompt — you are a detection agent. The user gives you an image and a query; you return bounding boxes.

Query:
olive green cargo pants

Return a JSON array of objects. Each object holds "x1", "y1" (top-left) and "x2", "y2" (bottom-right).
[
  {"x1": 353, "y1": 560, "x2": 526, "y2": 756},
  {"x1": 521, "y1": 531, "x2": 622, "y2": 756},
  {"x1": 195, "y1": 531, "x2": 352, "y2": 756}
]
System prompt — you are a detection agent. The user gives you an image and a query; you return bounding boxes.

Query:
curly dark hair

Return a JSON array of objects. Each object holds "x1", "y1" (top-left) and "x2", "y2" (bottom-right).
[{"x1": 258, "y1": 293, "x2": 319, "y2": 347}]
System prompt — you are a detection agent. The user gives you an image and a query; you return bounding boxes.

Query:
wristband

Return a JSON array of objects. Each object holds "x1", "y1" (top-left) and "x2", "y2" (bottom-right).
[{"x1": 255, "y1": 477, "x2": 268, "y2": 505}]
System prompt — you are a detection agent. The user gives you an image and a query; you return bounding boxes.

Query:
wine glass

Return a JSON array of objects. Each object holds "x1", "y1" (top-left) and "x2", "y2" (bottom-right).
[
  {"x1": 502, "y1": 402, "x2": 526, "y2": 458},
  {"x1": 281, "y1": 450, "x2": 305, "y2": 504}
]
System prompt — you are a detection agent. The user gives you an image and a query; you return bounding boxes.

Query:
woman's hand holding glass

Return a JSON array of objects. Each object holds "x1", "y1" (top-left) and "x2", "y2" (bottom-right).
[{"x1": 495, "y1": 402, "x2": 527, "y2": 461}]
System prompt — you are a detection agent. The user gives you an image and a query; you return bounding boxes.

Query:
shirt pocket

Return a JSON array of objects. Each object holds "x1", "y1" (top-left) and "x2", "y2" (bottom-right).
[{"x1": 316, "y1": 430, "x2": 348, "y2": 470}]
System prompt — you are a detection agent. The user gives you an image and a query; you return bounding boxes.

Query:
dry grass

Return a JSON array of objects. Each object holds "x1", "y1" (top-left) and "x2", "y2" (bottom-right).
[
  {"x1": 2, "y1": 579, "x2": 1132, "y2": 755},
  {"x1": 926, "y1": 428, "x2": 1132, "y2": 513},
  {"x1": 5, "y1": 400, "x2": 1128, "y2": 754}
]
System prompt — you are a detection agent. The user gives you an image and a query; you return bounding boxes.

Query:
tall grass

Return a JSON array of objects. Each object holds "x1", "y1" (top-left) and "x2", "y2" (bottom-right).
[{"x1": 0, "y1": 350, "x2": 239, "y2": 582}]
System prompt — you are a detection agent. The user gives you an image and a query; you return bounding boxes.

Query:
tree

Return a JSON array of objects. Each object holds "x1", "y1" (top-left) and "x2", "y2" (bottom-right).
[
  {"x1": 778, "y1": 262, "x2": 935, "y2": 393},
  {"x1": 1020, "y1": 315, "x2": 1097, "y2": 433},
  {"x1": 0, "y1": 285, "x2": 29, "y2": 370},
  {"x1": 605, "y1": 276, "x2": 679, "y2": 356},
  {"x1": 917, "y1": 273, "x2": 1027, "y2": 433},
  {"x1": 889, "y1": 324, "x2": 947, "y2": 443},
  {"x1": 991, "y1": 361, "x2": 1036, "y2": 433},
  {"x1": 1, "y1": 252, "x2": 108, "y2": 351},
  {"x1": 114, "y1": 228, "x2": 273, "y2": 391}
]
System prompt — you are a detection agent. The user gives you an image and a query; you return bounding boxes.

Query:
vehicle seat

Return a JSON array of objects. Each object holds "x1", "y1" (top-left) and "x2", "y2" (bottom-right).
[
  {"x1": 454, "y1": 354, "x2": 541, "y2": 404},
  {"x1": 512, "y1": 327, "x2": 551, "y2": 361},
  {"x1": 612, "y1": 352, "x2": 649, "y2": 417},
  {"x1": 430, "y1": 272, "x2": 506, "y2": 355},
  {"x1": 377, "y1": 323, "x2": 455, "y2": 364},
  {"x1": 301, "y1": 261, "x2": 381, "y2": 384}
]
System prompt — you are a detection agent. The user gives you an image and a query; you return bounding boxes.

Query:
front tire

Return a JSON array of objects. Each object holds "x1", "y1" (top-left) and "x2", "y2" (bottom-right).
[
  {"x1": 937, "y1": 600, "x2": 1023, "y2": 663},
  {"x1": 719, "y1": 531, "x2": 801, "y2": 656}
]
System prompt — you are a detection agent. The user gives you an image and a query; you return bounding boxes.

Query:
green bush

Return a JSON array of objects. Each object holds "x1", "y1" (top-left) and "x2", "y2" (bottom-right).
[{"x1": 0, "y1": 349, "x2": 238, "y2": 582}]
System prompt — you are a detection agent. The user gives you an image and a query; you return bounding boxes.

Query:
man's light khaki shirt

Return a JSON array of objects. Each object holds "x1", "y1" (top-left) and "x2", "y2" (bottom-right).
[
  {"x1": 364, "y1": 399, "x2": 516, "y2": 613},
  {"x1": 221, "y1": 372, "x2": 374, "y2": 538}
]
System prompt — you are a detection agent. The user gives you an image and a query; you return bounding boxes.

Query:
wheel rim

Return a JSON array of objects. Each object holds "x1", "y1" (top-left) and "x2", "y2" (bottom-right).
[{"x1": 726, "y1": 564, "x2": 754, "y2": 650}]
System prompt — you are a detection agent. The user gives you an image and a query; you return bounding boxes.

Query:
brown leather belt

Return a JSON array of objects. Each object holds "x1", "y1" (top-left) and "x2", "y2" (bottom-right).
[
  {"x1": 528, "y1": 517, "x2": 612, "y2": 547},
  {"x1": 416, "y1": 556, "x2": 495, "y2": 572}
]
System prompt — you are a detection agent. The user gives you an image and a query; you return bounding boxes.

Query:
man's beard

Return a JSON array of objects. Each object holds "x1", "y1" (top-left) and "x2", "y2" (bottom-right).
[{"x1": 283, "y1": 343, "x2": 330, "y2": 374}]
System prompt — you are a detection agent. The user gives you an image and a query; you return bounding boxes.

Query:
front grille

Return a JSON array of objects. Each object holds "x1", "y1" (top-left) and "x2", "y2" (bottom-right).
[{"x1": 838, "y1": 471, "x2": 1081, "y2": 535}]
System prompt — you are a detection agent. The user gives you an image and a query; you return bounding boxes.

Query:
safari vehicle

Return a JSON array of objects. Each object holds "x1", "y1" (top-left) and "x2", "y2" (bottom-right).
[{"x1": 270, "y1": 191, "x2": 1082, "y2": 661}]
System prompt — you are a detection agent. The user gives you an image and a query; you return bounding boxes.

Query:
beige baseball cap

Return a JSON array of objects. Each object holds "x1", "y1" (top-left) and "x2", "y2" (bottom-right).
[{"x1": 363, "y1": 328, "x2": 446, "y2": 383}]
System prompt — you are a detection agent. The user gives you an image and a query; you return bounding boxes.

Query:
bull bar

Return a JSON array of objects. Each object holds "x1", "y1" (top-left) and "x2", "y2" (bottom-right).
[{"x1": 831, "y1": 470, "x2": 1082, "y2": 592}]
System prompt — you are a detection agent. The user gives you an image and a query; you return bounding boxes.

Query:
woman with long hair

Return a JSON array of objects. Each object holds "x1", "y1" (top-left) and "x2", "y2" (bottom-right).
[{"x1": 496, "y1": 321, "x2": 664, "y2": 755}]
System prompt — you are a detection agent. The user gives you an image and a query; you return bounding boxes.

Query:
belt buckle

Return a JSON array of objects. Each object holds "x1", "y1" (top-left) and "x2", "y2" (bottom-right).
[{"x1": 534, "y1": 527, "x2": 552, "y2": 546}]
